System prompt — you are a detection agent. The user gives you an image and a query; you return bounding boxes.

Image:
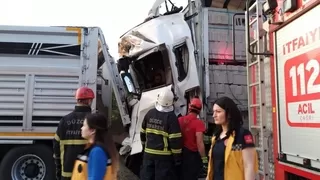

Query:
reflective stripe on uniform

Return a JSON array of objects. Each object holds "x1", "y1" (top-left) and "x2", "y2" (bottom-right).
[
  {"x1": 144, "y1": 128, "x2": 182, "y2": 155},
  {"x1": 146, "y1": 128, "x2": 168, "y2": 136},
  {"x1": 54, "y1": 134, "x2": 60, "y2": 141},
  {"x1": 171, "y1": 148, "x2": 182, "y2": 154},
  {"x1": 60, "y1": 139, "x2": 88, "y2": 177},
  {"x1": 169, "y1": 133, "x2": 181, "y2": 138}
]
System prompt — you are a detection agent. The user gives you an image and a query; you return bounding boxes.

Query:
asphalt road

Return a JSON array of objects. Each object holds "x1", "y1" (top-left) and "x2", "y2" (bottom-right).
[
  {"x1": 117, "y1": 161, "x2": 206, "y2": 180},
  {"x1": 118, "y1": 160, "x2": 140, "y2": 180}
]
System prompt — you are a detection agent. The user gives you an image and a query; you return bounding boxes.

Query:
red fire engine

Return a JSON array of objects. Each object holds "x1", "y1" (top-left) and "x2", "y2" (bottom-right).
[{"x1": 246, "y1": 0, "x2": 320, "y2": 179}]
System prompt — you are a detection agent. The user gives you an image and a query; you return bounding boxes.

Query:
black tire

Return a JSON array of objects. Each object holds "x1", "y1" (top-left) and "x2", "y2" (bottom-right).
[{"x1": 0, "y1": 144, "x2": 55, "y2": 180}]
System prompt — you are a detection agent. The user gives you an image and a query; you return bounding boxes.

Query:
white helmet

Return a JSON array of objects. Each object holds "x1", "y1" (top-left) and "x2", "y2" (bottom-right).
[{"x1": 156, "y1": 89, "x2": 174, "y2": 107}]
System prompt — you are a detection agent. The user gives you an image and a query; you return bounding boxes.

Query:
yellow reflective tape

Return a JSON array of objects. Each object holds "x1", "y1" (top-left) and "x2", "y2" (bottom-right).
[
  {"x1": 60, "y1": 139, "x2": 87, "y2": 145},
  {"x1": 62, "y1": 171, "x2": 72, "y2": 177},
  {"x1": 171, "y1": 148, "x2": 182, "y2": 154},
  {"x1": 163, "y1": 137, "x2": 168, "y2": 152},
  {"x1": 60, "y1": 139, "x2": 87, "y2": 177},
  {"x1": 145, "y1": 148, "x2": 172, "y2": 155},
  {"x1": 60, "y1": 142, "x2": 65, "y2": 177},
  {"x1": 141, "y1": 128, "x2": 145, "y2": 133},
  {"x1": 169, "y1": 133, "x2": 182, "y2": 138},
  {"x1": 54, "y1": 134, "x2": 60, "y2": 141},
  {"x1": 146, "y1": 128, "x2": 168, "y2": 137}
]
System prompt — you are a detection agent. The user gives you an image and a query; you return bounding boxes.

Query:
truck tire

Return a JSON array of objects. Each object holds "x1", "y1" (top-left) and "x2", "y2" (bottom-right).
[{"x1": 0, "y1": 144, "x2": 55, "y2": 180}]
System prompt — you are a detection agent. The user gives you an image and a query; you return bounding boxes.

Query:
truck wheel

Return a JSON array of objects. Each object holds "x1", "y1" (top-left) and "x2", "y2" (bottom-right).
[{"x1": 0, "y1": 144, "x2": 55, "y2": 180}]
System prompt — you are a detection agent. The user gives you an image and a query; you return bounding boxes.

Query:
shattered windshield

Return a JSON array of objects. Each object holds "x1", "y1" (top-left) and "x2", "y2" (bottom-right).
[{"x1": 132, "y1": 49, "x2": 172, "y2": 92}]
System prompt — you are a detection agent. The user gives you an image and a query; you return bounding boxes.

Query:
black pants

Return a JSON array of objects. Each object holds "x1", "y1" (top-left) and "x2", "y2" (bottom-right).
[
  {"x1": 140, "y1": 154, "x2": 178, "y2": 180},
  {"x1": 180, "y1": 147, "x2": 202, "y2": 180}
]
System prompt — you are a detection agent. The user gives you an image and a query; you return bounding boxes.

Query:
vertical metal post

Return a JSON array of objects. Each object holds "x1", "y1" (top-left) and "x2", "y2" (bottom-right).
[{"x1": 245, "y1": 0, "x2": 270, "y2": 179}]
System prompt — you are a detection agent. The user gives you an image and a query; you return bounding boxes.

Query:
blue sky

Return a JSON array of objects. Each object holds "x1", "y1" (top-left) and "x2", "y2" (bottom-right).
[{"x1": 1, "y1": 0, "x2": 187, "y2": 59}]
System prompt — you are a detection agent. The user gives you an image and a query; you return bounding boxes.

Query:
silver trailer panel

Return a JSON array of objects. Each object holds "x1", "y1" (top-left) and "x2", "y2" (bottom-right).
[{"x1": 0, "y1": 25, "x2": 98, "y2": 134}]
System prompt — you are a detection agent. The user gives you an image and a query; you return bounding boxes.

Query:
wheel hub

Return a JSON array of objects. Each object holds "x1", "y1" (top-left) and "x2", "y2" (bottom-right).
[
  {"x1": 23, "y1": 160, "x2": 41, "y2": 177},
  {"x1": 12, "y1": 154, "x2": 46, "y2": 180}
]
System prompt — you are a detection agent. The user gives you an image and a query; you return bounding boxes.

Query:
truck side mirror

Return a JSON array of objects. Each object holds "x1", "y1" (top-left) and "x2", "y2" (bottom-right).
[{"x1": 123, "y1": 76, "x2": 135, "y2": 93}]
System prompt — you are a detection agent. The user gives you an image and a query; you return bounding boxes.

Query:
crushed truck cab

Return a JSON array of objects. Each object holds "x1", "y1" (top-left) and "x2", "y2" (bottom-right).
[{"x1": 116, "y1": 7, "x2": 201, "y2": 155}]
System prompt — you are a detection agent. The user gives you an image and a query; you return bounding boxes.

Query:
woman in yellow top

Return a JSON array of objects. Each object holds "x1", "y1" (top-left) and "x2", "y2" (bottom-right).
[
  {"x1": 206, "y1": 96, "x2": 258, "y2": 180},
  {"x1": 71, "y1": 113, "x2": 119, "y2": 180}
]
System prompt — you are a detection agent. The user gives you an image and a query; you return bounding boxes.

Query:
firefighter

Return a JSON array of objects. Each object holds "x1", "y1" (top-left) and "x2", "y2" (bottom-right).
[
  {"x1": 178, "y1": 97, "x2": 208, "y2": 180},
  {"x1": 206, "y1": 96, "x2": 258, "y2": 180},
  {"x1": 53, "y1": 86, "x2": 94, "y2": 180},
  {"x1": 140, "y1": 88, "x2": 183, "y2": 180}
]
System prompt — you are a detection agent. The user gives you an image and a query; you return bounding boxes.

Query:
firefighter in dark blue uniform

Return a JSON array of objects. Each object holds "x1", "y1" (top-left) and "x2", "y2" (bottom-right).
[
  {"x1": 53, "y1": 86, "x2": 94, "y2": 180},
  {"x1": 140, "y1": 88, "x2": 183, "y2": 180}
]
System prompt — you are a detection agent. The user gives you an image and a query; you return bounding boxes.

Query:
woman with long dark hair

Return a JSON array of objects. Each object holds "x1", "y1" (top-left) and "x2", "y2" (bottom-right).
[
  {"x1": 206, "y1": 96, "x2": 258, "y2": 180},
  {"x1": 71, "y1": 113, "x2": 119, "y2": 180}
]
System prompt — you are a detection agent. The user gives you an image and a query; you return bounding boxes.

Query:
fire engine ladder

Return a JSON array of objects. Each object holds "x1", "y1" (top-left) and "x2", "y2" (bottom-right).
[
  {"x1": 245, "y1": 0, "x2": 273, "y2": 179},
  {"x1": 97, "y1": 28, "x2": 131, "y2": 125}
]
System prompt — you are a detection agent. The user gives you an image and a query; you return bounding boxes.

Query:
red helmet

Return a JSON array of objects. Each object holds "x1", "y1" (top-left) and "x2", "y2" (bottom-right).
[
  {"x1": 75, "y1": 86, "x2": 95, "y2": 100},
  {"x1": 189, "y1": 98, "x2": 202, "y2": 113}
]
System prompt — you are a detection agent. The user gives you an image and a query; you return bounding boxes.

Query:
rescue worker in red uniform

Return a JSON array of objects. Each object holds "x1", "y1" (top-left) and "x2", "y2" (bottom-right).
[
  {"x1": 140, "y1": 88, "x2": 183, "y2": 180},
  {"x1": 53, "y1": 86, "x2": 94, "y2": 180},
  {"x1": 178, "y1": 97, "x2": 208, "y2": 180}
]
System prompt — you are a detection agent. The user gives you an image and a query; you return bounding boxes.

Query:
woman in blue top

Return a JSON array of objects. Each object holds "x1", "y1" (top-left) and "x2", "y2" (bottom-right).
[{"x1": 71, "y1": 113, "x2": 119, "y2": 180}]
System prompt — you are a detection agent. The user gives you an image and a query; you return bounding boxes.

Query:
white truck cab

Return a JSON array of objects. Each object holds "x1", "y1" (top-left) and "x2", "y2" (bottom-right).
[{"x1": 116, "y1": 4, "x2": 202, "y2": 156}]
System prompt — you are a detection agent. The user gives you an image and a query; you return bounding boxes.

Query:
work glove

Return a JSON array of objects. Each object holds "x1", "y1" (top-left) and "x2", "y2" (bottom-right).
[{"x1": 199, "y1": 156, "x2": 208, "y2": 178}]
